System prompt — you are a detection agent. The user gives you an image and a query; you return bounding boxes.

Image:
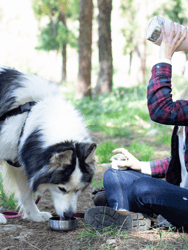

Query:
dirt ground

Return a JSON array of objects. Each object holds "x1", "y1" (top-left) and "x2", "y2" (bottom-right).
[{"x1": 1, "y1": 132, "x2": 188, "y2": 250}]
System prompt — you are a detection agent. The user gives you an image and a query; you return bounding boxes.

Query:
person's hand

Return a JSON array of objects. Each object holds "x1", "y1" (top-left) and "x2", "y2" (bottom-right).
[
  {"x1": 160, "y1": 22, "x2": 187, "y2": 60},
  {"x1": 110, "y1": 148, "x2": 142, "y2": 172}
]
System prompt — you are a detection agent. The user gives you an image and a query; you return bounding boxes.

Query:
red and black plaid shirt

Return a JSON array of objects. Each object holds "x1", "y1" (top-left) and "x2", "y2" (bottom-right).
[{"x1": 147, "y1": 63, "x2": 188, "y2": 186}]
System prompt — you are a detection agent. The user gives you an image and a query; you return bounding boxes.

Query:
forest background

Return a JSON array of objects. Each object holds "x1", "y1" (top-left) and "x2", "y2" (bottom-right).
[
  {"x1": 1, "y1": 0, "x2": 188, "y2": 98},
  {"x1": 2, "y1": 2, "x2": 188, "y2": 248}
]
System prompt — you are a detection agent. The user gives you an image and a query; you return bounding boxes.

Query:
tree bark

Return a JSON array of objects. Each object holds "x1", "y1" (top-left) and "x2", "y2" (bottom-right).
[
  {"x1": 59, "y1": 12, "x2": 67, "y2": 83},
  {"x1": 95, "y1": 0, "x2": 113, "y2": 95},
  {"x1": 62, "y1": 43, "x2": 67, "y2": 82},
  {"x1": 76, "y1": 0, "x2": 93, "y2": 99}
]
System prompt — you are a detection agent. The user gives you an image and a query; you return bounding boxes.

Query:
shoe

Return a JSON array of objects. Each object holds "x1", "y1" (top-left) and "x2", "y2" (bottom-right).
[
  {"x1": 156, "y1": 215, "x2": 175, "y2": 228},
  {"x1": 84, "y1": 206, "x2": 151, "y2": 232},
  {"x1": 92, "y1": 191, "x2": 109, "y2": 206},
  {"x1": 92, "y1": 187, "x2": 109, "y2": 207}
]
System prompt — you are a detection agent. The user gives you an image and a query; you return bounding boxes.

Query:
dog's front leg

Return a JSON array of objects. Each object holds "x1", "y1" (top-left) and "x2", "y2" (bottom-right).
[
  {"x1": 19, "y1": 191, "x2": 52, "y2": 222},
  {"x1": 1, "y1": 161, "x2": 52, "y2": 222}
]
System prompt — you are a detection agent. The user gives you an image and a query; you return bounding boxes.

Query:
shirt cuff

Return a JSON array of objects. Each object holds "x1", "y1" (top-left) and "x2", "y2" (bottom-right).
[
  {"x1": 158, "y1": 58, "x2": 172, "y2": 65},
  {"x1": 140, "y1": 161, "x2": 152, "y2": 175}
]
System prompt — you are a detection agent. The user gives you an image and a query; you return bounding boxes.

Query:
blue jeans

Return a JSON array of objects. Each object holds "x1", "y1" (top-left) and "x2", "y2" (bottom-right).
[{"x1": 103, "y1": 167, "x2": 188, "y2": 227}]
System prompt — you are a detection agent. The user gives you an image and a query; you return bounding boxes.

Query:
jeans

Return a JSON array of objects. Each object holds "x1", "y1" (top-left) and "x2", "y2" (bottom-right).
[{"x1": 103, "y1": 167, "x2": 188, "y2": 227}]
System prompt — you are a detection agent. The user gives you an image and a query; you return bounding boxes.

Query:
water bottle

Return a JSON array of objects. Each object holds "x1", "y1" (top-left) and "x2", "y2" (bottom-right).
[{"x1": 146, "y1": 16, "x2": 188, "y2": 51}]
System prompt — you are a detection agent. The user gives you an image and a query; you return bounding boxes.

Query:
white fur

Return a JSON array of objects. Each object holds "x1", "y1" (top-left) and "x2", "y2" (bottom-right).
[
  {"x1": 0, "y1": 113, "x2": 28, "y2": 162},
  {"x1": 0, "y1": 161, "x2": 52, "y2": 223},
  {"x1": 0, "y1": 159, "x2": 86, "y2": 223},
  {"x1": 13, "y1": 74, "x2": 61, "y2": 106},
  {"x1": 18, "y1": 95, "x2": 92, "y2": 152},
  {"x1": 0, "y1": 68, "x2": 94, "y2": 224},
  {"x1": 48, "y1": 160, "x2": 84, "y2": 216},
  {"x1": 0, "y1": 213, "x2": 7, "y2": 224}
]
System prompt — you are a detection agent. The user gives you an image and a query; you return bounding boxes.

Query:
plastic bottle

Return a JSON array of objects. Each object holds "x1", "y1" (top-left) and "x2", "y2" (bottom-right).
[{"x1": 146, "y1": 16, "x2": 188, "y2": 51}]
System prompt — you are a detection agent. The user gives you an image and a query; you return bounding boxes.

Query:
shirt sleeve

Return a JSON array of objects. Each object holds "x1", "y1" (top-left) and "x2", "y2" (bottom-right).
[
  {"x1": 149, "y1": 157, "x2": 171, "y2": 178},
  {"x1": 140, "y1": 157, "x2": 171, "y2": 177},
  {"x1": 147, "y1": 63, "x2": 188, "y2": 126}
]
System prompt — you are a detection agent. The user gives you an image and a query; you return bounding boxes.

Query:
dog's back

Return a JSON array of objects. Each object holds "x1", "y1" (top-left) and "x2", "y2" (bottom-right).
[{"x1": 0, "y1": 66, "x2": 60, "y2": 113}]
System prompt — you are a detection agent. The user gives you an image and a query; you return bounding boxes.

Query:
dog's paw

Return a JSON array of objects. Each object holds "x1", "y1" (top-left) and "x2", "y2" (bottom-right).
[
  {"x1": 23, "y1": 211, "x2": 52, "y2": 222},
  {"x1": 0, "y1": 213, "x2": 7, "y2": 224}
]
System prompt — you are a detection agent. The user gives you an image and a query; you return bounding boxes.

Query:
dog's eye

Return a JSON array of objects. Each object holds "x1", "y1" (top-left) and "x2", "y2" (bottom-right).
[{"x1": 58, "y1": 187, "x2": 67, "y2": 193}]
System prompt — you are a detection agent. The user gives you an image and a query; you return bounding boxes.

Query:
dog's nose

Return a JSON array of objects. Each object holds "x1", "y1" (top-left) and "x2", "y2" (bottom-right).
[{"x1": 63, "y1": 210, "x2": 74, "y2": 219}]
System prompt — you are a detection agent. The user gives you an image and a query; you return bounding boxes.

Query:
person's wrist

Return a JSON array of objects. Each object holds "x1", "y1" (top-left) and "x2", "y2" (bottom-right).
[
  {"x1": 135, "y1": 160, "x2": 142, "y2": 172},
  {"x1": 160, "y1": 54, "x2": 172, "y2": 60}
]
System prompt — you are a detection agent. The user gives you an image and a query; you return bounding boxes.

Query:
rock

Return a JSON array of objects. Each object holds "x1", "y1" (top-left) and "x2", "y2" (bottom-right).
[
  {"x1": 0, "y1": 224, "x2": 23, "y2": 233},
  {"x1": 106, "y1": 238, "x2": 117, "y2": 245},
  {"x1": 129, "y1": 135, "x2": 134, "y2": 139},
  {"x1": 145, "y1": 129, "x2": 158, "y2": 137},
  {"x1": 97, "y1": 163, "x2": 111, "y2": 172}
]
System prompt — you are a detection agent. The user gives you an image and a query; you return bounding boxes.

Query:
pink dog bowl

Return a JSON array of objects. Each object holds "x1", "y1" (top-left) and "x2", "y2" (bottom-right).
[{"x1": 2, "y1": 211, "x2": 22, "y2": 218}]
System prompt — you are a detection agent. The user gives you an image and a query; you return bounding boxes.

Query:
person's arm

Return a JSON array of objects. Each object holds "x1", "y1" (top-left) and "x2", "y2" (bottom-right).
[
  {"x1": 140, "y1": 157, "x2": 171, "y2": 177},
  {"x1": 111, "y1": 148, "x2": 170, "y2": 178},
  {"x1": 148, "y1": 22, "x2": 188, "y2": 126}
]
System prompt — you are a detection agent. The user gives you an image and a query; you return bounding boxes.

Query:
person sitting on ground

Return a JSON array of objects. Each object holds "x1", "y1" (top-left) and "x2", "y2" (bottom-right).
[{"x1": 84, "y1": 21, "x2": 188, "y2": 232}]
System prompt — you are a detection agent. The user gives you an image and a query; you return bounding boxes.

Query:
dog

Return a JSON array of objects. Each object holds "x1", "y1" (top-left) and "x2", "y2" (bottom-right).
[{"x1": 0, "y1": 66, "x2": 96, "y2": 224}]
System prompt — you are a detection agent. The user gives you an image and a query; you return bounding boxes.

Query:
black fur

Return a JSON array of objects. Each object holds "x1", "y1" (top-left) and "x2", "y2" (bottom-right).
[
  {"x1": 0, "y1": 68, "x2": 22, "y2": 117},
  {"x1": 19, "y1": 129, "x2": 95, "y2": 192}
]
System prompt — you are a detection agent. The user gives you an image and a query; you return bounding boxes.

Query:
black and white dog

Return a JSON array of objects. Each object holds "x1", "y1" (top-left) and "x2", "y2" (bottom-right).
[{"x1": 0, "y1": 66, "x2": 96, "y2": 224}]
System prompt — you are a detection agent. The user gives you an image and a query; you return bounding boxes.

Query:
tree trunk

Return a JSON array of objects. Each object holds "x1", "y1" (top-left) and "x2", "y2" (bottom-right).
[
  {"x1": 59, "y1": 12, "x2": 67, "y2": 83},
  {"x1": 95, "y1": 0, "x2": 113, "y2": 95},
  {"x1": 76, "y1": 0, "x2": 93, "y2": 99},
  {"x1": 62, "y1": 43, "x2": 67, "y2": 82}
]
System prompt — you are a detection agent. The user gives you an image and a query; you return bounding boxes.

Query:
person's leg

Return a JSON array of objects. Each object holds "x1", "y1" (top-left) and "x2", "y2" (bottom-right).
[
  {"x1": 128, "y1": 177, "x2": 188, "y2": 228},
  {"x1": 85, "y1": 168, "x2": 152, "y2": 232},
  {"x1": 103, "y1": 167, "x2": 152, "y2": 211}
]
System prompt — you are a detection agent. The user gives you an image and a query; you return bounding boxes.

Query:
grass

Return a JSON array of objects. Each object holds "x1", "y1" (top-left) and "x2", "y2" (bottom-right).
[
  {"x1": 71, "y1": 84, "x2": 174, "y2": 164},
  {"x1": 0, "y1": 172, "x2": 18, "y2": 210},
  {"x1": 0, "y1": 74, "x2": 188, "y2": 249},
  {"x1": 74, "y1": 219, "x2": 188, "y2": 249}
]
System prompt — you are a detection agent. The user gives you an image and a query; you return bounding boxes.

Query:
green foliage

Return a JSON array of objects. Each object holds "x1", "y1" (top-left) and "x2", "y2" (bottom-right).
[
  {"x1": 0, "y1": 172, "x2": 18, "y2": 210},
  {"x1": 120, "y1": 0, "x2": 137, "y2": 54},
  {"x1": 32, "y1": 0, "x2": 69, "y2": 18},
  {"x1": 74, "y1": 85, "x2": 150, "y2": 133},
  {"x1": 32, "y1": 0, "x2": 79, "y2": 52},
  {"x1": 36, "y1": 19, "x2": 77, "y2": 51},
  {"x1": 66, "y1": 83, "x2": 175, "y2": 165},
  {"x1": 36, "y1": 20, "x2": 60, "y2": 51},
  {"x1": 91, "y1": 177, "x2": 103, "y2": 189},
  {"x1": 128, "y1": 141, "x2": 154, "y2": 161},
  {"x1": 96, "y1": 141, "x2": 120, "y2": 164},
  {"x1": 152, "y1": 0, "x2": 188, "y2": 25}
]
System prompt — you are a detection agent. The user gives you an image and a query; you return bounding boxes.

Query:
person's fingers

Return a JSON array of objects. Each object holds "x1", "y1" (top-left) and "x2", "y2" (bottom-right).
[
  {"x1": 110, "y1": 153, "x2": 128, "y2": 161},
  {"x1": 174, "y1": 23, "x2": 182, "y2": 42},
  {"x1": 175, "y1": 30, "x2": 187, "y2": 48},
  {"x1": 112, "y1": 148, "x2": 128, "y2": 155},
  {"x1": 173, "y1": 25, "x2": 187, "y2": 48},
  {"x1": 170, "y1": 22, "x2": 176, "y2": 39},
  {"x1": 161, "y1": 24, "x2": 167, "y2": 40}
]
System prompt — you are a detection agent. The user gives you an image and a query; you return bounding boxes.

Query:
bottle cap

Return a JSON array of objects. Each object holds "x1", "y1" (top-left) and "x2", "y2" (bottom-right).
[{"x1": 146, "y1": 16, "x2": 165, "y2": 42}]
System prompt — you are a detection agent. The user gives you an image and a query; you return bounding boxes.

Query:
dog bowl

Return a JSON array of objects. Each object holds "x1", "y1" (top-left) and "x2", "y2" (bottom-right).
[
  {"x1": 49, "y1": 216, "x2": 77, "y2": 231},
  {"x1": 2, "y1": 211, "x2": 23, "y2": 218}
]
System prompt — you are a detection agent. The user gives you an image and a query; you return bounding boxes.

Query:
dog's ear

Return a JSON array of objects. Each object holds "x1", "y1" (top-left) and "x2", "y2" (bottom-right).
[
  {"x1": 49, "y1": 150, "x2": 73, "y2": 170},
  {"x1": 85, "y1": 143, "x2": 97, "y2": 166}
]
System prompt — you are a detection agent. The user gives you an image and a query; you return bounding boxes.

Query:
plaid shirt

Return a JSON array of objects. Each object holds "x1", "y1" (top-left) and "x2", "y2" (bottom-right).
[{"x1": 147, "y1": 63, "x2": 188, "y2": 186}]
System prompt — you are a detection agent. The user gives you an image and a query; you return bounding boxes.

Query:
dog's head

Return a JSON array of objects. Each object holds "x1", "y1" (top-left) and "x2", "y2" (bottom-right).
[{"x1": 29, "y1": 142, "x2": 96, "y2": 219}]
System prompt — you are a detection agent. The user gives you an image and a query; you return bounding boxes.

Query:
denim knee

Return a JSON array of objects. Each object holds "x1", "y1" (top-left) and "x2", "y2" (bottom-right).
[
  {"x1": 103, "y1": 167, "x2": 114, "y2": 188},
  {"x1": 128, "y1": 177, "x2": 154, "y2": 213}
]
